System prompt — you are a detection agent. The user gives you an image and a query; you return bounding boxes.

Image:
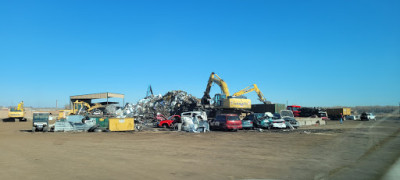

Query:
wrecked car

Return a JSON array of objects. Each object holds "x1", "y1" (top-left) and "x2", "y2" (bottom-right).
[
  {"x1": 241, "y1": 117, "x2": 254, "y2": 130},
  {"x1": 280, "y1": 110, "x2": 300, "y2": 129},
  {"x1": 267, "y1": 113, "x2": 287, "y2": 129},
  {"x1": 210, "y1": 114, "x2": 242, "y2": 131},
  {"x1": 154, "y1": 114, "x2": 181, "y2": 128},
  {"x1": 243, "y1": 113, "x2": 270, "y2": 129},
  {"x1": 181, "y1": 111, "x2": 209, "y2": 133}
]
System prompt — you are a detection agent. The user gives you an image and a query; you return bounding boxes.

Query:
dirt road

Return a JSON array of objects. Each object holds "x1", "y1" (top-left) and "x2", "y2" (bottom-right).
[{"x1": 1, "y1": 111, "x2": 399, "y2": 180}]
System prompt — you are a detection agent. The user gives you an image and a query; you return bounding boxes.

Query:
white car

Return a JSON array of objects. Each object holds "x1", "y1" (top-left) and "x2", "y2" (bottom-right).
[
  {"x1": 361, "y1": 112, "x2": 376, "y2": 121},
  {"x1": 367, "y1": 113, "x2": 376, "y2": 120},
  {"x1": 265, "y1": 113, "x2": 287, "y2": 129},
  {"x1": 346, "y1": 115, "x2": 361, "y2": 120}
]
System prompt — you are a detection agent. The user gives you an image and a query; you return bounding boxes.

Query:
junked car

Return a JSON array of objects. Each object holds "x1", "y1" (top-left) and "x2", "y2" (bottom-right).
[
  {"x1": 154, "y1": 114, "x2": 181, "y2": 128},
  {"x1": 267, "y1": 113, "x2": 287, "y2": 129},
  {"x1": 241, "y1": 115, "x2": 254, "y2": 130},
  {"x1": 210, "y1": 114, "x2": 242, "y2": 131},
  {"x1": 280, "y1": 110, "x2": 300, "y2": 129},
  {"x1": 243, "y1": 113, "x2": 269, "y2": 129},
  {"x1": 181, "y1": 111, "x2": 209, "y2": 132}
]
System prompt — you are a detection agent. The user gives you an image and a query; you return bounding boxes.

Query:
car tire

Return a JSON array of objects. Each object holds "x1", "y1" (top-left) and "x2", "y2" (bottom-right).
[{"x1": 162, "y1": 124, "x2": 168, "y2": 128}]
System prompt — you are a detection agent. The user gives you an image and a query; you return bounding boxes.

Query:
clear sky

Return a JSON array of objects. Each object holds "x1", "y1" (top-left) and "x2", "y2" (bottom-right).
[{"x1": 0, "y1": 0, "x2": 399, "y2": 108}]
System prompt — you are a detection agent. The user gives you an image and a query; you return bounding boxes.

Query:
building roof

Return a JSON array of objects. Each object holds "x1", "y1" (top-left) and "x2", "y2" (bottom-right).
[{"x1": 70, "y1": 92, "x2": 124, "y2": 100}]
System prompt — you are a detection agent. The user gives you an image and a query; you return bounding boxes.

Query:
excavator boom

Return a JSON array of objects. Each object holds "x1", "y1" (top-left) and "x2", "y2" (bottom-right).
[
  {"x1": 202, "y1": 72, "x2": 230, "y2": 105},
  {"x1": 233, "y1": 84, "x2": 269, "y2": 104}
]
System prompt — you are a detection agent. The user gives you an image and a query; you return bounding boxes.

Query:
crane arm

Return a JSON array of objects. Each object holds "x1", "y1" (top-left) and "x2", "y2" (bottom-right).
[
  {"x1": 233, "y1": 84, "x2": 268, "y2": 104},
  {"x1": 202, "y1": 72, "x2": 230, "y2": 105},
  {"x1": 87, "y1": 103, "x2": 105, "y2": 112},
  {"x1": 17, "y1": 101, "x2": 24, "y2": 111},
  {"x1": 202, "y1": 72, "x2": 230, "y2": 98},
  {"x1": 211, "y1": 73, "x2": 230, "y2": 96}
]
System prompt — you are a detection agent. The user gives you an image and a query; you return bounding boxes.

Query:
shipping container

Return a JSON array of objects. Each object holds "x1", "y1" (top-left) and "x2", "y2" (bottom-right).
[
  {"x1": 251, "y1": 104, "x2": 286, "y2": 114},
  {"x1": 327, "y1": 108, "x2": 351, "y2": 120},
  {"x1": 108, "y1": 118, "x2": 134, "y2": 131}
]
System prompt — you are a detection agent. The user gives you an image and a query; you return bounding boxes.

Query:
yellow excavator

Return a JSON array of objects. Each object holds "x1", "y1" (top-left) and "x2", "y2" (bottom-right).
[
  {"x1": 8, "y1": 101, "x2": 26, "y2": 121},
  {"x1": 58, "y1": 100, "x2": 105, "y2": 118},
  {"x1": 201, "y1": 72, "x2": 251, "y2": 110},
  {"x1": 232, "y1": 84, "x2": 270, "y2": 104}
]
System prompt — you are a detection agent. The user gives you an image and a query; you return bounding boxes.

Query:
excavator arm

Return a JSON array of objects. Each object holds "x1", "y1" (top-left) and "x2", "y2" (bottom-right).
[
  {"x1": 202, "y1": 72, "x2": 230, "y2": 105},
  {"x1": 233, "y1": 84, "x2": 269, "y2": 104},
  {"x1": 17, "y1": 101, "x2": 24, "y2": 111},
  {"x1": 87, "y1": 103, "x2": 105, "y2": 112}
]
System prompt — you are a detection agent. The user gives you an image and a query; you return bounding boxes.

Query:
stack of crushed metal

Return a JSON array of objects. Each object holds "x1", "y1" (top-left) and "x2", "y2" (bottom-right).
[{"x1": 110, "y1": 90, "x2": 200, "y2": 121}]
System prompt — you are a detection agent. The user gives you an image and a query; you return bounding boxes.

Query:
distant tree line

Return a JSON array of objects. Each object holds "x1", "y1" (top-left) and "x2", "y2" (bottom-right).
[
  {"x1": 351, "y1": 106, "x2": 399, "y2": 114},
  {"x1": 323, "y1": 106, "x2": 399, "y2": 114}
]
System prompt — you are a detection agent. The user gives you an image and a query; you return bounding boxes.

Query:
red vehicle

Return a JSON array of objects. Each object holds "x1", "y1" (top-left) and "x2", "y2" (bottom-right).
[
  {"x1": 210, "y1": 114, "x2": 242, "y2": 131},
  {"x1": 155, "y1": 114, "x2": 181, "y2": 128},
  {"x1": 287, "y1": 105, "x2": 301, "y2": 117}
]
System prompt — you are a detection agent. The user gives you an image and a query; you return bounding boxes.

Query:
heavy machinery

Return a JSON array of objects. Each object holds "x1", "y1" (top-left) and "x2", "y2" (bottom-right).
[
  {"x1": 72, "y1": 100, "x2": 105, "y2": 115},
  {"x1": 232, "y1": 84, "x2": 270, "y2": 104},
  {"x1": 58, "y1": 100, "x2": 106, "y2": 117},
  {"x1": 8, "y1": 101, "x2": 26, "y2": 121},
  {"x1": 201, "y1": 72, "x2": 251, "y2": 111}
]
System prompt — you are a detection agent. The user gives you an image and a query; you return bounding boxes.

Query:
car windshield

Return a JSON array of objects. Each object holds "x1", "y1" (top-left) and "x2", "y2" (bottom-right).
[
  {"x1": 273, "y1": 113, "x2": 281, "y2": 119},
  {"x1": 281, "y1": 111, "x2": 294, "y2": 117},
  {"x1": 243, "y1": 116, "x2": 252, "y2": 120},
  {"x1": 33, "y1": 113, "x2": 49, "y2": 122},
  {"x1": 227, "y1": 116, "x2": 240, "y2": 121},
  {"x1": 254, "y1": 113, "x2": 265, "y2": 119}
]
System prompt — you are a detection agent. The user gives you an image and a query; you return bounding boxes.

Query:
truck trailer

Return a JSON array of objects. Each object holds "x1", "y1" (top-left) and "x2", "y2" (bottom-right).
[{"x1": 326, "y1": 108, "x2": 351, "y2": 120}]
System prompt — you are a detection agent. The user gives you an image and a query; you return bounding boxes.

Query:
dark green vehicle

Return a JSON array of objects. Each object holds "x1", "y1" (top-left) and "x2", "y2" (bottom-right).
[{"x1": 32, "y1": 112, "x2": 50, "y2": 132}]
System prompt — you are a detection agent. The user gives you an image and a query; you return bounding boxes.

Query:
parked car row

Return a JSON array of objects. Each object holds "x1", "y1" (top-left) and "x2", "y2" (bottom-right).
[{"x1": 154, "y1": 110, "x2": 301, "y2": 131}]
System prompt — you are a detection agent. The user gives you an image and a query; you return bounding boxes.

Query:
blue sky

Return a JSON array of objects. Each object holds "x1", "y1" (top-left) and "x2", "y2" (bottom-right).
[{"x1": 0, "y1": 0, "x2": 399, "y2": 107}]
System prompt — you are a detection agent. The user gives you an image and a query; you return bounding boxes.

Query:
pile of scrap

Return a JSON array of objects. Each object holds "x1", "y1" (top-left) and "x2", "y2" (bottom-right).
[
  {"x1": 54, "y1": 115, "x2": 96, "y2": 132},
  {"x1": 120, "y1": 90, "x2": 199, "y2": 120}
]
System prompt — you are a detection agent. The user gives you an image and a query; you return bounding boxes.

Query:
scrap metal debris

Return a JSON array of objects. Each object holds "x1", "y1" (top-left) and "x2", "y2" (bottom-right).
[
  {"x1": 120, "y1": 90, "x2": 200, "y2": 121},
  {"x1": 54, "y1": 115, "x2": 96, "y2": 132}
]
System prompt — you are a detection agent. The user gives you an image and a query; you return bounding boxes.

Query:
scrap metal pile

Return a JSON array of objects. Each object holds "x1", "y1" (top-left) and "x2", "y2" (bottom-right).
[{"x1": 110, "y1": 90, "x2": 200, "y2": 121}]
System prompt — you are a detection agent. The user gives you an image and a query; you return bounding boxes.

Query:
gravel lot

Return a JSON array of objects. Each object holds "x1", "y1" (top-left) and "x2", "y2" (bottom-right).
[{"x1": 1, "y1": 110, "x2": 399, "y2": 180}]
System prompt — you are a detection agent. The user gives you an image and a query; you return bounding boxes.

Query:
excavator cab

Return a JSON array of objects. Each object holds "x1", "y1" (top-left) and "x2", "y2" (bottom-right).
[{"x1": 213, "y1": 94, "x2": 226, "y2": 107}]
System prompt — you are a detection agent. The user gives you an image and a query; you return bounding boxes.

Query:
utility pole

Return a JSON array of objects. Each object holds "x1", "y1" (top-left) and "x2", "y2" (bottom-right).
[{"x1": 56, "y1": 100, "x2": 58, "y2": 109}]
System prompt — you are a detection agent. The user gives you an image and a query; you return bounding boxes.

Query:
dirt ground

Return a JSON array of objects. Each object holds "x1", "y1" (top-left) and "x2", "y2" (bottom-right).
[{"x1": 1, "y1": 109, "x2": 399, "y2": 180}]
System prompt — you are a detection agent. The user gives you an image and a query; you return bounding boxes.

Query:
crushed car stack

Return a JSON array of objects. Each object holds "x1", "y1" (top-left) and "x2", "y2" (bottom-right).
[{"x1": 119, "y1": 90, "x2": 199, "y2": 120}]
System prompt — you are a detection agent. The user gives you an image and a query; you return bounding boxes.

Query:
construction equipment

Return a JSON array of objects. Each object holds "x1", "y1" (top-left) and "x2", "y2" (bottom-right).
[
  {"x1": 72, "y1": 100, "x2": 105, "y2": 115},
  {"x1": 8, "y1": 101, "x2": 26, "y2": 121},
  {"x1": 58, "y1": 100, "x2": 105, "y2": 118},
  {"x1": 201, "y1": 72, "x2": 251, "y2": 110},
  {"x1": 32, "y1": 112, "x2": 49, "y2": 132},
  {"x1": 145, "y1": 85, "x2": 154, "y2": 98},
  {"x1": 232, "y1": 84, "x2": 270, "y2": 104}
]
